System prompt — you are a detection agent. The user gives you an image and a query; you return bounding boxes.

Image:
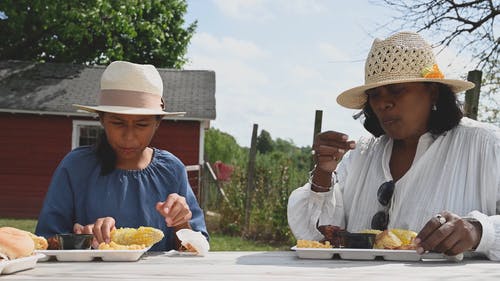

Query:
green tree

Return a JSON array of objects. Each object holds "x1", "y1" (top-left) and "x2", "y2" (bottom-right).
[
  {"x1": 0, "y1": 0, "x2": 196, "y2": 68},
  {"x1": 204, "y1": 127, "x2": 311, "y2": 244},
  {"x1": 256, "y1": 129, "x2": 274, "y2": 154},
  {"x1": 204, "y1": 128, "x2": 246, "y2": 165}
]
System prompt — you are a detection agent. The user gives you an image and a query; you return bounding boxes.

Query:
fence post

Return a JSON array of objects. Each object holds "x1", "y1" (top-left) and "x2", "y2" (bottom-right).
[
  {"x1": 200, "y1": 163, "x2": 209, "y2": 210},
  {"x1": 311, "y1": 110, "x2": 323, "y2": 169},
  {"x1": 202, "y1": 161, "x2": 213, "y2": 212},
  {"x1": 464, "y1": 70, "x2": 482, "y2": 120},
  {"x1": 244, "y1": 124, "x2": 258, "y2": 233}
]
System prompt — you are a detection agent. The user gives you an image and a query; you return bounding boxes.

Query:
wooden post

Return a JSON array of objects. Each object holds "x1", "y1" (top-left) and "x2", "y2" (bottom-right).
[
  {"x1": 200, "y1": 164, "x2": 207, "y2": 210},
  {"x1": 311, "y1": 110, "x2": 323, "y2": 169},
  {"x1": 202, "y1": 162, "x2": 214, "y2": 210},
  {"x1": 464, "y1": 70, "x2": 482, "y2": 120},
  {"x1": 244, "y1": 124, "x2": 258, "y2": 233}
]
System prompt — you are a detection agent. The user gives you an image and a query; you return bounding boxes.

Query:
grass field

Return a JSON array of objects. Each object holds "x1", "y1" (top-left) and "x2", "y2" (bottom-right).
[
  {"x1": 0, "y1": 218, "x2": 290, "y2": 251},
  {"x1": 0, "y1": 218, "x2": 37, "y2": 232}
]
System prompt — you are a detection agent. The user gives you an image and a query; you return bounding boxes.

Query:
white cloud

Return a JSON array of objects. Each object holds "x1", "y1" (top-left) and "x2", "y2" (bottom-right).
[
  {"x1": 318, "y1": 42, "x2": 350, "y2": 62},
  {"x1": 212, "y1": 0, "x2": 273, "y2": 21},
  {"x1": 186, "y1": 54, "x2": 269, "y2": 90},
  {"x1": 212, "y1": 0, "x2": 326, "y2": 22},
  {"x1": 184, "y1": 1, "x2": 391, "y2": 146},
  {"x1": 186, "y1": 32, "x2": 367, "y2": 146},
  {"x1": 190, "y1": 32, "x2": 268, "y2": 60},
  {"x1": 279, "y1": 0, "x2": 325, "y2": 15},
  {"x1": 185, "y1": 32, "x2": 274, "y2": 146},
  {"x1": 289, "y1": 65, "x2": 322, "y2": 80}
]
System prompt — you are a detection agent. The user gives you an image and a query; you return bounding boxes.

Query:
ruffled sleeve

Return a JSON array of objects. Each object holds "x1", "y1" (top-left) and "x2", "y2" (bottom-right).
[
  {"x1": 460, "y1": 120, "x2": 500, "y2": 260},
  {"x1": 287, "y1": 148, "x2": 355, "y2": 240}
]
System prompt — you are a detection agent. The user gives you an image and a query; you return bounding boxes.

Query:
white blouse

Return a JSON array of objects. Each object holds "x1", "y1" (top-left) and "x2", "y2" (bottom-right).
[{"x1": 287, "y1": 118, "x2": 500, "y2": 260}]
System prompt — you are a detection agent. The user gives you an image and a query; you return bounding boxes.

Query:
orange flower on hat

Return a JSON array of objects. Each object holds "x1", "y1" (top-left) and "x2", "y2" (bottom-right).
[{"x1": 421, "y1": 64, "x2": 444, "y2": 79}]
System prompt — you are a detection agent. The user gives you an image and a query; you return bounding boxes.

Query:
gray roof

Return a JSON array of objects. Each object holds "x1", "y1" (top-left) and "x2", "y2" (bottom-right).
[{"x1": 0, "y1": 60, "x2": 216, "y2": 120}]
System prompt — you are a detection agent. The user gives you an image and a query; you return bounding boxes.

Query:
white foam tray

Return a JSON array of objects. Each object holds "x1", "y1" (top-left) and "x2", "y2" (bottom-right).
[
  {"x1": 0, "y1": 254, "x2": 45, "y2": 275},
  {"x1": 291, "y1": 246, "x2": 455, "y2": 261},
  {"x1": 35, "y1": 248, "x2": 149, "y2": 262}
]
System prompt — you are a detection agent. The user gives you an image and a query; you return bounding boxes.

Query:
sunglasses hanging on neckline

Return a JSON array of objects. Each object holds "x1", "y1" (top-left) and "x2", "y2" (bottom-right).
[{"x1": 370, "y1": 180, "x2": 395, "y2": 230}]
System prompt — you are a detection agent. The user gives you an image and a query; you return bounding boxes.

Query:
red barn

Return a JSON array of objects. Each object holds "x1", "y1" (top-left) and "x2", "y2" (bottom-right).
[{"x1": 0, "y1": 60, "x2": 216, "y2": 218}]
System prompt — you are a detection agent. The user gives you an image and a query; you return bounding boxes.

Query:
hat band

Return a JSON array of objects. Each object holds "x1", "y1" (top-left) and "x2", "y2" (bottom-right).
[{"x1": 99, "y1": 89, "x2": 165, "y2": 110}]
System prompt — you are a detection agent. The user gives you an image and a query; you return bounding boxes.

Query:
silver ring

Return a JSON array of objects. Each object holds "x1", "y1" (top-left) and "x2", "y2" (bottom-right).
[
  {"x1": 311, "y1": 150, "x2": 316, "y2": 155},
  {"x1": 435, "y1": 214, "x2": 446, "y2": 225}
]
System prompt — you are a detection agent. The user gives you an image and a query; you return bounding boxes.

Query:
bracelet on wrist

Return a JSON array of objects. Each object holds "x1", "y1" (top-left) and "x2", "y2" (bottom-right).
[{"x1": 308, "y1": 165, "x2": 338, "y2": 192}]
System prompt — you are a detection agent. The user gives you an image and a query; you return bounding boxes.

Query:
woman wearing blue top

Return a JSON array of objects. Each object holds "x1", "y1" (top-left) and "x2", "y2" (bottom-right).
[{"x1": 35, "y1": 61, "x2": 208, "y2": 251}]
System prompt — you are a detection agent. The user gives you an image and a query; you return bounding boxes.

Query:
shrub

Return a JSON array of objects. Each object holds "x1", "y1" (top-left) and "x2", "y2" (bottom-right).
[{"x1": 204, "y1": 128, "x2": 310, "y2": 245}]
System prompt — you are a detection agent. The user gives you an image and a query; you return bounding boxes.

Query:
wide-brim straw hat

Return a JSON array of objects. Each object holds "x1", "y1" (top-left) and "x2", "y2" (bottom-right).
[
  {"x1": 336, "y1": 31, "x2": 475, "y2": 109},
  {"x1": 74, "y1": 61, "x2": 185, "y2": 116}
]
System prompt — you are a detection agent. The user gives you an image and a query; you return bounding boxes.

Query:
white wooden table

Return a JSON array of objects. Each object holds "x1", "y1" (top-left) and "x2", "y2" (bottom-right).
[{"x1": 2, "y1": 251, "x2": 499, "y2": 280}]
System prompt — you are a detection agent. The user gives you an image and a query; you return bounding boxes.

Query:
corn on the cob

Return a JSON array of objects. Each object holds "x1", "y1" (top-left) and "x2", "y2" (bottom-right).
[
  {"x1": 111, "y1": 226, "x2": 164, "y2": 247},
  {"x1": 98, "y1": 241, "x2": 145, "y2": 250},
  {"x1": 296, "y1": 239, "x2": 331, "y2": 248}
]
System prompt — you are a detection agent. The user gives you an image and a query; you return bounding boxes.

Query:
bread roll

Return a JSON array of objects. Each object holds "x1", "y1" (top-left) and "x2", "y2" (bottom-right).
[{"x1": 0, "y1": 227, "x2": 35, "y2": 260}]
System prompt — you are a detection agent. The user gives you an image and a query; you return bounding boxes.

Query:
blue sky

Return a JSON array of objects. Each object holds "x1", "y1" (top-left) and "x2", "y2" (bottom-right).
[{"x1": 184, "y1": 0, "x2": 475, "y2": 147}]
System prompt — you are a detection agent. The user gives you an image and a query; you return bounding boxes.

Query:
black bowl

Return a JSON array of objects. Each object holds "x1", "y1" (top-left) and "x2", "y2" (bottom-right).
[
  {"x1": 56, "y1": 234, "x2": 93, "y2": 250},
  {"x1": 339, "y1": 232, "x2": 376, "y2": 249}
]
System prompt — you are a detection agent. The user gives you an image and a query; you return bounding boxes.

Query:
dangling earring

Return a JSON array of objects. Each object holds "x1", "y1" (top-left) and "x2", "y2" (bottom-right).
[
  {"x1": 352, "y1": 110, "x2": 364, "y2": 120},
  {"x1": 432, "y1": 104, "x2": 437, "y2": 111}
]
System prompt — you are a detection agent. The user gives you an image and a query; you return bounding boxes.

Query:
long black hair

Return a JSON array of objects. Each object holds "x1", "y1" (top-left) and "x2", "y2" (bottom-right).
[
  {"x1": 95, "y1": 130, "x2": 116, "y2": 176},
  {"x1": 361, "y1": 83, "x2": 463, "y2": 137}
]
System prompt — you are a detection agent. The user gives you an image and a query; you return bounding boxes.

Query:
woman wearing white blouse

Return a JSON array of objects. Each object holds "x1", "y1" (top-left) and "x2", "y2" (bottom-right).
[{"x1": 287, "y1": 31, "x2": 500, "y2": 260}]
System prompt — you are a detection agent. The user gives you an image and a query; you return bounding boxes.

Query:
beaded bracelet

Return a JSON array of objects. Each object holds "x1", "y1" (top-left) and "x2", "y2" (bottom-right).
[{"x1": 308, "y1": 165, "x2": 338, "y2": 192}]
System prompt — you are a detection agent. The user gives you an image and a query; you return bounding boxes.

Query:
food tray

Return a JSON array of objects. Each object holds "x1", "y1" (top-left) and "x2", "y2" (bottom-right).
[
  {"x1": 0, "y1": 254, "x2": 46, "y2": 275},
  {"x1": 291, "y1": 246, "x2": 452, "y2": 261},
  {"x1": 35, "y1": 247, "x2": 150, "y2": 262}
]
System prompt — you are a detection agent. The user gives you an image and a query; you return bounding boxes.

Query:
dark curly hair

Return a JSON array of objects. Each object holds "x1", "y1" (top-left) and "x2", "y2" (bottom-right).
[{"x1": 361, "y1": 83, "x2": 463, "y2": 137}]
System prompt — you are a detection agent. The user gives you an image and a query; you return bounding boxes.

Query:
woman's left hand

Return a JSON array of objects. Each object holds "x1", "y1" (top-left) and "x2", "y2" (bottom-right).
[
  {"x1": 156, "y1": 193, "x2": 192, "y2": 227},
  {"x1": 415, "y1": 211, "x2": 482, "y2": 256}
]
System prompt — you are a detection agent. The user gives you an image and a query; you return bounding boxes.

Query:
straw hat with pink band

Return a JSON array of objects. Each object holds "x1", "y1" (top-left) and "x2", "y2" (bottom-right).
[
  {"x1": 336, "y1": 31, "x2": 475, "y2": 109},
  {"x1": 74, "y1": 61, "x2": 185, "y2": 116}
]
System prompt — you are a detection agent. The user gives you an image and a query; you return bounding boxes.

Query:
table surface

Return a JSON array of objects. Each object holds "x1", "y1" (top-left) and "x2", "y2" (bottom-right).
[{"x1": 2, "y1": 251, "x2": 499, "y2": 280}]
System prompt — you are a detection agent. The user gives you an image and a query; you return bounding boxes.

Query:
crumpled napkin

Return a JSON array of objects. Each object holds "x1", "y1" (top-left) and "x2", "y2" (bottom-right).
[{"x1": 175, "y1": 229, "x2": 209, "y2": 257}]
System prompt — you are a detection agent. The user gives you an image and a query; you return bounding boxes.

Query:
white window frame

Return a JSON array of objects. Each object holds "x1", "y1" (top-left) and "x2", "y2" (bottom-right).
[{"x1": 72, "y1": 120, "x2": 102, "y2": 149}]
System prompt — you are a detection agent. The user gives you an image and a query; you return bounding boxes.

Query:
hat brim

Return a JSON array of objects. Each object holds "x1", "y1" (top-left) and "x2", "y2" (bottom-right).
[
  {"x1": 73, "y1": 104, "x2": 186, "y2": 117},
  {"x1": 336, "y1": 78, "x2": 475, "y2": 109}
]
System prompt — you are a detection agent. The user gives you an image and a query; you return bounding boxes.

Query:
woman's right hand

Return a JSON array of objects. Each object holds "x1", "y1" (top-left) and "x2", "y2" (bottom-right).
[
  {"x1": 311, "y1": 131, "x2": 355, "y2": 190},
  {"x1": 73, "y1": 217, "x2": 116, "y2": 248}
]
